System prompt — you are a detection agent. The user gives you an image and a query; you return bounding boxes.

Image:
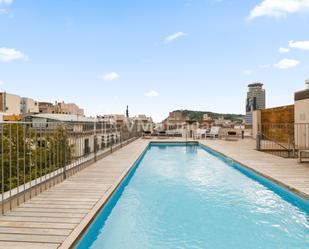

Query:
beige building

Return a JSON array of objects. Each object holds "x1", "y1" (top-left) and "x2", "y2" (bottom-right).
[
  {"x1": 133, "y1": 115, "x2": 154, "y2": 132},
  {"x1": 39, "y1": 101, "x2": 84, "y2": 116},
  {"x1": 20, "y1": 97, "x2": 39, "y2": 114},
  {"x1": 39, "y1": 102, "x2": 55, "y2": 113},
  {"x1": 0, "y1": 92, "x2": 21, "y2": 115},
  {"x1": 55, "y1": 102, "x2": 84, "y2": 115}
]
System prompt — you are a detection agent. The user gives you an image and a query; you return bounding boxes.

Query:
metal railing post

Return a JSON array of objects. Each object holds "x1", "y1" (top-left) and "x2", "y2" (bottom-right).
[
  {"x1": 94, "y1": 121, "x2": 97, "y2": 162},
  {"x1": 63, "y1": 125, "x2": 67, "y2": 180}
]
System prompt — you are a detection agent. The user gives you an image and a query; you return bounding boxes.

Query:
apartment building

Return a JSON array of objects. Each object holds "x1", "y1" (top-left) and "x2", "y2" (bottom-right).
[
  {"x1": 55, "y1": 102, "x2": 84, "y2": 115},
  {"x1": 162, "y1": 111, "x2": 187, "y2": 131},
  {"x1": 39, "y1": 101, "x2": 84, "y2": 116},
  {"x1": 0, "y1": 92, "x2": 21, "y2": 115},
  {"x1": 20, "y1": 97, "x2": 39, "y2": 114}
]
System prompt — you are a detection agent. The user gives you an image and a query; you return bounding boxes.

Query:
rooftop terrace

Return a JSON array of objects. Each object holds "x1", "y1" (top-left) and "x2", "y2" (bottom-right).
[{"x1": 0, "y1": 138, "x2": 308, "y2": 248}]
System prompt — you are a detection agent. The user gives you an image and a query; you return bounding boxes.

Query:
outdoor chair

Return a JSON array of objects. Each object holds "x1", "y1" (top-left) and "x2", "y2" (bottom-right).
[{"x1": 206, "y1": 127, "x2": 221, "y2": 139}]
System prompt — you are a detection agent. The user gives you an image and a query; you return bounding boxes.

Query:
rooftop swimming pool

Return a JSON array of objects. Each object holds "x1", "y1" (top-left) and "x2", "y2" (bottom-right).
[{"x1": 75, "y1": 143, "x2": 309, "y2": 249}]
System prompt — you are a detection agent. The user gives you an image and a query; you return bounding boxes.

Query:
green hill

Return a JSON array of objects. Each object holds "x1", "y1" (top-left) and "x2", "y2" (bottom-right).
[{"x1": 175, "y1": 110, "x2": 245, "y2": 123}]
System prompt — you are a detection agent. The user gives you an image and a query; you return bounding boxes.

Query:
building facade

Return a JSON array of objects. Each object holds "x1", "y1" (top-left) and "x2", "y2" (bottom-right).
[
  {"x1": 0, "y1": 92, "x2": 21, "y2": 115},
  {"x1": 39, "y1": 101, "x2": 84, "y2": 116},
  {"x1": 20, "y1": 97, "x2": 39, "y2": 114},
  {"x1": 245, "y1": 82, "x2": 266, "y2": 126}
]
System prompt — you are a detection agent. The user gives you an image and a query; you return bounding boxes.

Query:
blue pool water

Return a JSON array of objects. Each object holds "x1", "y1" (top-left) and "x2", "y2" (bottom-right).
[{"x1": 76, "y1": 143, "x2": 309, "y2": 249}]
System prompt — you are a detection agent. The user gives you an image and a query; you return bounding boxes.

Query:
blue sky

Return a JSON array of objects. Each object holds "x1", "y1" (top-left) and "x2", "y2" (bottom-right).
[{"x1": 0, "y1": 0, "x2": 309, "y2": 121}]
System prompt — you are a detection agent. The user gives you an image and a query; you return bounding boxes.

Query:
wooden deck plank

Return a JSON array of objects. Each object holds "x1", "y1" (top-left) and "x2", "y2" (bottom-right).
[
  {"x1": 0, "y1": 234, "x2": 66, "y2": 243},
  {"x1": 6, "y1": 212, "x2": 85, "y2": 218},
  {"x1": 0, "y1": 241, "x2": 59, "y2": 249},
  {"x1": 0, "y1": 221, "x2": 76, "y2": 229},
  {"x1": 0, "y1": 227, "x2": 71, "y2": 236},
  {"x1": 15, "y1": 207, "x2": 90, "y2": 214},
  {"x1": 0, "y1": 216, "x2": 81, "y2": 224}
]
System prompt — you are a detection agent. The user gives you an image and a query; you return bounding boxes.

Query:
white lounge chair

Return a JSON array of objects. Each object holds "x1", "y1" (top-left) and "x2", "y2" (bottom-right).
[
  {"x1": 206, "y1": 126, "x2": 221, "y2": 139},
  {"x1": 196, "y1": 129, "x2": 207, "y2": 139},
  {"x1": 142, "y1": 131, "x2": 152, "y2": 139}
]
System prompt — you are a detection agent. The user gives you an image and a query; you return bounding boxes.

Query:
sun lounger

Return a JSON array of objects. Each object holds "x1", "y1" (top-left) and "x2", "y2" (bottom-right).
[
  {"x1": 196, "y1": 129, "x2": 207, "y2": 139},
  {"x1": 158, "y1": 131, "x2": 168, "y2": 139},
  {"x1": 143, "y1": 131, "x2": 152, "y2": 139},
  {"x1": 206, "y1": 127, "x2": 220, "y2": 139}
]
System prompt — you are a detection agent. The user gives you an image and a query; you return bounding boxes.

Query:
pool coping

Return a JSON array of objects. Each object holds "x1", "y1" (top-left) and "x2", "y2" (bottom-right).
[{"x1": 63, "y1": 139, "x2": 308, "y2": 249}]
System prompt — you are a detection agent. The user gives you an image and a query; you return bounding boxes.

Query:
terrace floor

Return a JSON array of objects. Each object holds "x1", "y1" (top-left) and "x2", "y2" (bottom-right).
[{"x1": 0, "y1": 138, "x2": 308, "y2": 249}]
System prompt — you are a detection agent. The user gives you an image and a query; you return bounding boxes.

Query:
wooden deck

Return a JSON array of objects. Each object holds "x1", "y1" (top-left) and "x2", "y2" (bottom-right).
[
  {"x1": 0, "y1": 138, "x2": 308, "y2": 249},
  {"x1": 0, "y1": 139, "x2": 150, "y2": 249}
]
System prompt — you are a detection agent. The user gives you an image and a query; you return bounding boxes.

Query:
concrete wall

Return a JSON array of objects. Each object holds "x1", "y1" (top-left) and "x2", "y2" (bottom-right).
[
  {"x1": 252, "y1": 110, "x2": 261, "y2": 139},
  {"x1": 295, "y1": 98, "x2": 309, "y2": 123},
  {"x1": 295, "y1": 98, "x2": 309, "y2": 149}
]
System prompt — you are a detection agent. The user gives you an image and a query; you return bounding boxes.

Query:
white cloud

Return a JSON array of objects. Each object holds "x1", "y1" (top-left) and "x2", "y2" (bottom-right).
[
  {"x1": 243, "y1": 69, "x2": 253, "y2": 75},
  {"x1": 279, "y1": 47, "x2": 290, "y2": 53},
  {"x1": 248, "y1": 0, "x2": 309, "y2": 20},
  {"x1": 274, "y1": 58, "x2": 299, "y2": 69},
  {"x1": 164, "y1": 32, "x2": 188, "y2": 43},
  {"x1": 289, "y1": 40, "x2": 309, "y2": 50},
  {"x1": 0, "y1": 80, "x2": 4, "y2": 85},
  {"x1": 101, "y1": 72, "x2": 120, "y2": 81},
  {"x1": 145, "y1": 90, "x2": 159, "y2": 97},
  {"x1": 0, "y1": 0, "x2": 13, "y2": 5},
  {"x1": 0, "y1": 48, "x2": 28, "y2": 62}
]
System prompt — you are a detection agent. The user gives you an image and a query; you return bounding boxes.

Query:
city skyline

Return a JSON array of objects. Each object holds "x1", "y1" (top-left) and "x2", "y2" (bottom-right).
[{"x1": 1, "y1": 0, "x2": 309, "y2": 121}]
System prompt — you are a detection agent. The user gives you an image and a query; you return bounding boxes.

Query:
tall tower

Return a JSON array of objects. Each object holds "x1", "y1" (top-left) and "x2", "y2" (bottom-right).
[
  {"x1": 126, "y1": 105, "x2": 129, "y2": 118},
  {"x1": 245, "y1": 82, "x2": 266, "y2": 126}
]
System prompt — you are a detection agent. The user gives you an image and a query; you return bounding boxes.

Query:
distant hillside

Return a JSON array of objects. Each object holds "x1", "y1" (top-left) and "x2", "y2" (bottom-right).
[{"x1": 175, "y1": 110, "x2": 245, "y2": 123}]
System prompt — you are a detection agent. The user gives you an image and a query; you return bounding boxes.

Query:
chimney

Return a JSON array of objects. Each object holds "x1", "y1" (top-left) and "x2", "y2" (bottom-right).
[{"x1": 306, "y1": 79, "x2": 309, "y2": 90}]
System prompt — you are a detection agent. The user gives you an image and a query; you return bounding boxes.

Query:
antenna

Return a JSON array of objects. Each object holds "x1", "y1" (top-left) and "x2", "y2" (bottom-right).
[{"x1": 126, "y1": 105, "x2": 129, "y2": 118}]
